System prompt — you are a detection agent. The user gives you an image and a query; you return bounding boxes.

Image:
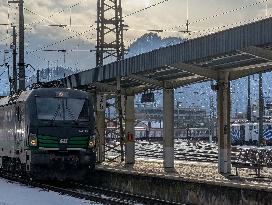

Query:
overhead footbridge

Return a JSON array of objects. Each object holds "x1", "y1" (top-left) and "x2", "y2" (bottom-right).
[{"x1": 61, "y1": 17, "x2": 272, "y2": 174}]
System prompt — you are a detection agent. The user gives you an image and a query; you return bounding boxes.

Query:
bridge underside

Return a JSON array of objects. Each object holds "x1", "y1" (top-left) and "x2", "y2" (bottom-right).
[{"x1": 61, "y1": 17, "x2": 272, "y2": 175}]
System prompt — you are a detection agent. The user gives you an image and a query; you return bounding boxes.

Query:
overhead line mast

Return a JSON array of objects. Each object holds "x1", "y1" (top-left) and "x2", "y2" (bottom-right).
[
  {"x1": 9, "y1": 0, "x2": 25, "y2": 91},
  {"x1": 96, "y1": 0, "x2": 125, "y2": 67},
  {"x1": 12, "y1": 25, "x2": 17, "y2": 92},
  {"x1": 96, "y1": 0, "x2": 126, "y2": 161},
  {"x1": 18, "y1": 0, "x2": 25, "y2": 90}
]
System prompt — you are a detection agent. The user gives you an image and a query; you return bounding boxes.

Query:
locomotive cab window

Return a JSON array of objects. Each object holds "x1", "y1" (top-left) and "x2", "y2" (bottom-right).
[
  {"x1": 36, "y1": 97, "x2": 89, "y2": 121},
  {"x1": 64, "y1": 98, "x2": 89, "y2": 121}
]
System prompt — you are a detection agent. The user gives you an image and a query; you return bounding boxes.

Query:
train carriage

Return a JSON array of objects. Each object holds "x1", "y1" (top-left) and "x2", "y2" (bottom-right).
[
  {"x1": 231, "y1": 122, "x2": 272, "y2": 145},
  {"x1": 0, "y1": 88, "x2": 96, "y2": 181}
]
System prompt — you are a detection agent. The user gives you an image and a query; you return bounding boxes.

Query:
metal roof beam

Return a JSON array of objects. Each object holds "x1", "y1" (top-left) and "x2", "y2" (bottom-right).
[
  {"x1": 171, "y1": 63, "x2": 219, "y2": 80},
  {"x1": 151, "y1": 71, "x2": 189, "y2": 81},
  {"x1": 126, "y1": 85, "x2": 159, "y2": 95},
  {"x1": 128, "y1": 74, "x2": 164, "y2": 88},
  {"x1": 241, "y1": 46, "x2": 272, "y2": 61},
  {"x1": 229, "y1": 63, "x2": 272, "y2": 80},
  {"x1": 92, "y1": 82, "x2": 126, "y2": 94},
  {"x1": 165, "y1": 75, "x2": 207, "y2": 88},
  {"x1": 165, "y1": 75, "x2": 208, "y2": 88}
]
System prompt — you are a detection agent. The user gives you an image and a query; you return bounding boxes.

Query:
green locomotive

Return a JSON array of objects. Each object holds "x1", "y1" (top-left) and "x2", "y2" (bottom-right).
[{"x1": 0, "y1": 88, "x2": 96, "y2": 180}]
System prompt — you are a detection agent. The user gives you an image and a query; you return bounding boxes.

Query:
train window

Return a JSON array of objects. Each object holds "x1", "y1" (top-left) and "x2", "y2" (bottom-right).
[
  {"x1": 36, "y1": 98, "x2": 63, "y2": 120},
  {"x1": 65, "y1": 99, "x2": 89, "y2": 121},
  {"x1": 36, "y1": 97, "x2": 89, "y2": 121}
]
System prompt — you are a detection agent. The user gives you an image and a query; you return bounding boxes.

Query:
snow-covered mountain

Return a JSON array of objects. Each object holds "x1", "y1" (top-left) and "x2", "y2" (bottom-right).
[{"x1": 126, "y1": 33, "x2": 183, "y2": 58}]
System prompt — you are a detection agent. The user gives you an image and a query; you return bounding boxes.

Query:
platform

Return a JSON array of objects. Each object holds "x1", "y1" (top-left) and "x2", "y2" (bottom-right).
[
  {"x1": 96, "y1": 159, "x2": 272, "y2": 191},
  {"x1": 94, "y1": 159, "x2": 272, "y2": 204}
]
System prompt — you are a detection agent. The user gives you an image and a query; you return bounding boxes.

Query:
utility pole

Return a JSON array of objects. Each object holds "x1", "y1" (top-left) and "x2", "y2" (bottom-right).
[
  {"x1": 12, "y1": 26, "x2": 17, "y2": 92},
  {"x1": 9, "y1": 0, "x2": 25, "y2": 90},
  {"x1": 7, "y1": 1, "x2": 25, "y2": 90},
  {"x1": 259, "y1": 73, "x2": 264, "y2": 145},
  {"x1": 18, "y1": 0, "x2": 25, "y2": 90},
  {"x1": 247, "y1": 75, "x2": 251, "y2": 121}
]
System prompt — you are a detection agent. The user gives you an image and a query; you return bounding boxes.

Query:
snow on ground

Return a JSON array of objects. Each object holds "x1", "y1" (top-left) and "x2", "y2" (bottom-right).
[
  {"x1": 0, "y1": 178, "x2": 101, "y2": 205},
  {"x1": 103, "y1": 140, "x2": 272, "y2": 190}
]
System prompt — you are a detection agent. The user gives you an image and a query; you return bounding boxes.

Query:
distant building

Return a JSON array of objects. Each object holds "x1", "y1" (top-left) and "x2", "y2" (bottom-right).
[{"x1": 135, "y1": 106, "x2": 209, "y2": 129}]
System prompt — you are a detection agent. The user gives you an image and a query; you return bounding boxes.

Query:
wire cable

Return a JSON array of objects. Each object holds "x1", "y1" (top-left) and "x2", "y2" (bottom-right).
[
  {"x1": 27, "y1": 0, "x2": 173, "y2": 53},
  {"x1": 167, "y1": 0, "x2": 269, "y2": 31},
  {"x1": 124, "y1": 0, "x2": 172, "y2": 18}
]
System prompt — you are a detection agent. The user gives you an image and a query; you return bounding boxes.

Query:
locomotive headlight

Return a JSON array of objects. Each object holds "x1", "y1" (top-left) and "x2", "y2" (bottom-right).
[
  {"x1": 29, "y1": 133, "x2": 37, "y2": 147},
  {"x1": 88, "y1": 135, "x2": 96, "y2": 149}
]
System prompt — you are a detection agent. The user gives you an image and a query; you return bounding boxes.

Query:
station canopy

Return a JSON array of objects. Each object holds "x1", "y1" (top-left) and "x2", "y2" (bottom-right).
[{"x1": 62, "y1": 17, "x2": 272, "y2": 94}]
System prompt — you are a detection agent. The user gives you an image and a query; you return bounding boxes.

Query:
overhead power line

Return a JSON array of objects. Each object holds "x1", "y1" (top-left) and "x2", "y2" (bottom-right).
[
  {"x1": 124, "y1": 0, "x2": 269, "y2": 35},
  {"x1": 26, "y1": 0, "x2": 86, "y2": 28},
  {"x1": 191, "y1": 15, "x2": 272, "y2": 38},
  {"x1": 23, "y1": 7, "x2": 82, "y2": 36},
  {"x1": 192, "y1": 0, "x2": 268, "y2": 25},
  {"x1": 1, "y1": 1, "x2": 86, "y2": 48},
  {"x1": 124, "y1": 0, "x2": 172, "y2": 18},
  {"x1": 167, "y1": 0, "x2": 269, "y2": 31},
  {"x1": 26, "y1": 0, "x2": 170, "y2": 54},
  {"x1": 26, "y1": 26, "x2": 96, "y2": 54},
  {"x1": 121, "y1": 0, "x2": 269, "y2": 43}
]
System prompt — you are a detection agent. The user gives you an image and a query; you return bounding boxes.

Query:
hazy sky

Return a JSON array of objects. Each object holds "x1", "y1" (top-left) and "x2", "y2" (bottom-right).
[{"x1": 0, "y1": 0, "x2": 271, "y2": 72}]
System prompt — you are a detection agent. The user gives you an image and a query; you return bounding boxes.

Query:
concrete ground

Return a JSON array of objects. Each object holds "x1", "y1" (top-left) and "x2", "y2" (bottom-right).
[{"x1": 96, "y1": 159, "x2": 272, "y2": 191}]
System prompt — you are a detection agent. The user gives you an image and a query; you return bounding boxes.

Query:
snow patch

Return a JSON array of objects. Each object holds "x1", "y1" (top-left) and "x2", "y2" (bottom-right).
[{"x1": 0, "y1": 178, "x2": 100, "y2": 205}]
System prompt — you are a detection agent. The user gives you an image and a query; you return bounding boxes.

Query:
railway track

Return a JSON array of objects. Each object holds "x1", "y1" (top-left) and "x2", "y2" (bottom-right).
[
  {"x1": 0, "y1": 171, "x2": 184, "y2": 205},
  {"x1": 107, "y1": 141, "x2": 248, "y2": 164}
]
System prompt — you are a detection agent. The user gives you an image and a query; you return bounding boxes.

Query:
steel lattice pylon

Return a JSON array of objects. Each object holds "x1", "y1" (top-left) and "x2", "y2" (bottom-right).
[
  {"x1": 96, "y1": 0, "x2": 126, "y2": 163},
  {"x1": 96, "y1": 0, "x2": 125, "y2": 67}
]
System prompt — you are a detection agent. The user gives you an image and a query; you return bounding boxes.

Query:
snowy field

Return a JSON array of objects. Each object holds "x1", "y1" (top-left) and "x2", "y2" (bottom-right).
[{"x1": 0, "y1": 178, "x2": 101, "y2": 205}]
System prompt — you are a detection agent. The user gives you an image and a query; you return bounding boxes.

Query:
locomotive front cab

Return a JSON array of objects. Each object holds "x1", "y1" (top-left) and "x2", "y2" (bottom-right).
[{"x1": 26, "y1": 89, "x2": 96, "y2": 180}]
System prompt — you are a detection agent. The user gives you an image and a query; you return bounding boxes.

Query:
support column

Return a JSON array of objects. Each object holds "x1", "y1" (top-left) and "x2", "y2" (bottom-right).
[
  {"x1": 125, "y1": 95, "x2": 135, "y2": 165},
  {"x1": 96, "y1": 94, "x2": 106, "y2": 163},
  {"x1": 217, "y1": 72, "x2": 231, "y2": 174},
  {"x1": 259, "y1": 73, "x2": 264, "y2": 145},
  {"x1": 163, "y1": 88, "x2": 174, "y2": 170}
]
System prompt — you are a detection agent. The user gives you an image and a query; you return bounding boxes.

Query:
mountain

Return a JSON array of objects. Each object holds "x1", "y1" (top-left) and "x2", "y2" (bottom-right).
[{"x1": 126, "y1": 33, "x2": 183, "y2": 58}]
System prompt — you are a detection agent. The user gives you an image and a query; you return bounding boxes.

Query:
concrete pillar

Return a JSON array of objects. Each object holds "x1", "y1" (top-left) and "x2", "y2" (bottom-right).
[
  {"x1": 96, "y1": 94, "x2": 106, "y2": 163},
  {"x1": 217, "y1": 72, "x2": 231, "y2": 174},
  {"x1": 163, "y1": 88, "x2": 175, "y2": 170},
  {"x1": 125, "y1": 95, "x2": 135, "y2": 165}
]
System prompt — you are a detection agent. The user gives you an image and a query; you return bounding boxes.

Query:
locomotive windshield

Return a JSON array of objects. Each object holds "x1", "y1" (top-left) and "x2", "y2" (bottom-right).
[{"x1": 36, "y1": 97, "x2": 89, "y2": 121}]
